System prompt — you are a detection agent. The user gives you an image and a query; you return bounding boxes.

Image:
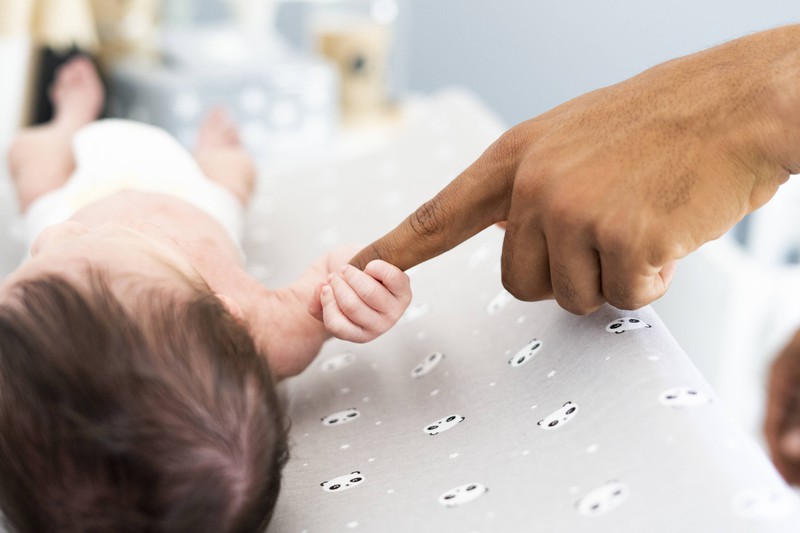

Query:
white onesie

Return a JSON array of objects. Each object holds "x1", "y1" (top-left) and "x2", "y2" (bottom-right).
[{"x1": 18, "y1": 119, "x2": 244, "y2": 252}]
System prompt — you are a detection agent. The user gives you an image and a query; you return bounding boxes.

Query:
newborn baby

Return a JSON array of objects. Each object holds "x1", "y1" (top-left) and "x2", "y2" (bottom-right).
[{"x1": 0, "y1": 57, "x2": 410, "y2": 532}]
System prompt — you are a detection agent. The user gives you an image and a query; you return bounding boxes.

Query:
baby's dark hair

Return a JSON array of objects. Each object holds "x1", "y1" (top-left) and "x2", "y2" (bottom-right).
[{"x1": 0, "y1": 272, "x2": 288, "y2": 532}]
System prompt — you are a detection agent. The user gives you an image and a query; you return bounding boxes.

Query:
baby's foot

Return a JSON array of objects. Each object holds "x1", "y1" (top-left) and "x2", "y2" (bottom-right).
[
  {"x1": 49, "y1": 56, "x2": 104, "y2": 130},
  {"x1": 195, "y1": 108, "x2": 242, "y2": 151}
]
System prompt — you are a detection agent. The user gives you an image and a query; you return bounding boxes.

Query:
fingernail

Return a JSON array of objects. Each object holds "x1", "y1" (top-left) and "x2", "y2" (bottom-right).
[
  {"x1": 321, "y1": 285, "x2": 331, "y2": 297},
  {"x1": 340, "y1": 264, "x2": 349, "y2": 275}
]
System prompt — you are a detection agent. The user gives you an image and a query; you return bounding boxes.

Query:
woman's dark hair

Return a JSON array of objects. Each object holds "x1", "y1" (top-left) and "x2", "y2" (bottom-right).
[{"x1": 0, "y1": 272, "x2": 288, "y2": 532}]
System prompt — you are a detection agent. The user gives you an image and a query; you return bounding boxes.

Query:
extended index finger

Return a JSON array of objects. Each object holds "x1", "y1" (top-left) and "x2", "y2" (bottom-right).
[{"x1": 349, "y1": 131, "x2": 520, "y2": 271}]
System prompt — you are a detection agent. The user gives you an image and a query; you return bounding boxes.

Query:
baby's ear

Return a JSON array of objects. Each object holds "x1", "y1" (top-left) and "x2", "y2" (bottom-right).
[{"x1": 215, "y1": 294, "x2": 244, "y2": 321}]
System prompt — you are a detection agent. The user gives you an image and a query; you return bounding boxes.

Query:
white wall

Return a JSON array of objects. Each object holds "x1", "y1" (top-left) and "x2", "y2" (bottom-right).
[
  {"x1": 0, "y1": 36, "x2": 32, "y2": 154},
  {"x1": 0, "y1": 36, "x2": 31, "y2": 275}
]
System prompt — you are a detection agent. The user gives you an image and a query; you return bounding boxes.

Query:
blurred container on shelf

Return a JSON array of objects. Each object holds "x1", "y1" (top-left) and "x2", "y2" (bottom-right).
[
  {"x1": 107, "y1": 56, "x2": 338, "y2": 159},
  {"x1": 105, "y1": 0, "x2": 339, "y2": 159},
  {"x1": 90, "y1": 0, "x2": 160, "y2": 67},
  {"x1": 310, "y1": 0, "x2": 399, "y2": 126}
]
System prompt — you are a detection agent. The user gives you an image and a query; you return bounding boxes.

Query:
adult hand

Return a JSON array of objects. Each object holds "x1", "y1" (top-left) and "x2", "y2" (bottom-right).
[
  {"x1": 766, "y1": 329, "x2": 800, "y2": 485},
  {"x1": 350, "y1": 25, "x2": 800, "y2": 314}
]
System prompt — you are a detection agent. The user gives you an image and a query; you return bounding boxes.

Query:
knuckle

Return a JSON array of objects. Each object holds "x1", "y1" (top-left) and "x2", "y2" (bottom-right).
[
  {"x1": 544, "y1": 195, "x2": 584, "y2": 229},
  {"x1": 649, "y1": 236, "x2": 685, "y2": 267},
  {"x1": 351, "y1": 329, "x2": 373, "y2": 344},
  {"x1": 353, "y1": 269, "x2": 379, "y2": 296},
  {"x1": 553, "y1": 290, "x2": 602, "y2": 315},
  {"x1": 549, "y1": 263, "x2": 578, "y2": 304},
  {"x1": 409, "y1": 198, "x2": 447, "y2": 238},
  {"x1": 365, "y1": 259, "x2": 384, "y2": 271},
  {"x1": 511, "y1": 162, "x2": 549, "y2": 205},
  {"x1": 323, "y1": 315, "x2": 344, "y2": 335},
  {"x1": 338, "y1": 296, "x2": 361, "y2": 316},
  {"x1": 501, "y1": 272, "x2": 550, "y2": 302},
  {"x1": 552, "y1": 283, "x2": 602, "y2": 316},
  {"x1": 602, "y1": 284, "x2": 632, "y2": 310},
  {"x1": 500, "y1": 243, "x2": 552, "y2": 302},
  {"x1": 359, "y1": 282, "x2": 378, "y2": 301},
  {"x1": 489, "y1": 128, "x2": 523, "y2": 165},
  {"x1": 378, "y1": 263, "x2": 399, "y2": 283},
  {"x1": 604, "y1": 286, "x2": 648, "y2": 311},
  {"x1": 557, "y1": 297, "x2": 600, "y2": 316},
  {"x1": 594, "y1": 208, "x2": 647, "y2": 253},
  {"x1": 390, "y1": 305, "x2": 406, "y2": 321},
  {"x1": 490, "y1": 120, "x2": 539, "y2": 165},
  {"x1": 398, "y1": 271, "x2": 411, "y2": 288},
  {"x1": 370, "y1": 322, "x2": 388, "y2": 336},
  {"x1": 400, "y1": 292, "x2": 412, "y2": 307},
  {"x1": 595, "y1": 220, "x2": 629, "y2": 254}
]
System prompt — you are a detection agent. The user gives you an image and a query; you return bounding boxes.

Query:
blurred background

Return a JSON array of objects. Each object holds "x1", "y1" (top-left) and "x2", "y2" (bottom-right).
[{"x1": 1, "y1": 0, "x2": 800, "y2": 450}]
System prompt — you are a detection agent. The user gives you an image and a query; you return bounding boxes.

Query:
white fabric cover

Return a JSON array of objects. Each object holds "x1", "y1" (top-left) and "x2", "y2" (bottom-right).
[{"x1": 241, "y1": 90, "x2": 800, "y2": 532}]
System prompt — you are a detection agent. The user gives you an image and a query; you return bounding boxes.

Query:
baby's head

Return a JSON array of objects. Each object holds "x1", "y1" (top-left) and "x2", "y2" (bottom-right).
[{"x1": 0, "y1": 268, "x2": 288, "y2": 532}]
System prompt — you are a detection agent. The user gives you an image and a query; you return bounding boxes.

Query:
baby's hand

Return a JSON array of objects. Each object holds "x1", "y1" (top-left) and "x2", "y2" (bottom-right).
[{"x1": 308, "y1": 260, "x2": 411, "y2": 343}]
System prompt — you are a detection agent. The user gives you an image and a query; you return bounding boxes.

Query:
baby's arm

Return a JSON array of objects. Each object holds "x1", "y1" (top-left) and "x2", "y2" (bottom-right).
[
  {"x1": 260, "y1": 248, "x2": 410, "y2": 379},
  {"x1": 308, "y1": 260, "x2": 411, "y2": 343}
]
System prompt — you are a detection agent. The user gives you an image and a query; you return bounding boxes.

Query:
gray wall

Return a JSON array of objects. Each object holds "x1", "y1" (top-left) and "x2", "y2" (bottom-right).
[
  {"x1": 277, "y1": 1, "x2": 800, "y2": 125},
  {"x1": 399, "y1": 0, "x2": 800, "y2": 126}
]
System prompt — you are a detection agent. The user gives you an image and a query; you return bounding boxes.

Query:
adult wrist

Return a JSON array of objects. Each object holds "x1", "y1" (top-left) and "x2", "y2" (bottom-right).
[{"x1": 751, "y1": 24, "x2": 800, "y2": 173}]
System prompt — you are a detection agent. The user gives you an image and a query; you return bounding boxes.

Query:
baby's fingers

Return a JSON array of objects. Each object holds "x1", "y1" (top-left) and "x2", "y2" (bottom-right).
[
  {"x1": 363, "y1": 260, "x2": 412, "y2": 301},
  {"x1": 320, "y1": 285, "x2": 371, "y2": 343},
  {"x1": 329, "y1": 273, "x2": 386, "y2": 332},
  {"x1": 340, "y1": 264, "x2": 397, "y2": 314}
]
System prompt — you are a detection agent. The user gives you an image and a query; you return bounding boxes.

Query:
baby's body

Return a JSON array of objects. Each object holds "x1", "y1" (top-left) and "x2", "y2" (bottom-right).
[
  {"x1": 3, "y1": 56, "x2": 411, "y2": 379},
  {"x1": 0, "y1": 57, "x2": 410, "y2": 532}
]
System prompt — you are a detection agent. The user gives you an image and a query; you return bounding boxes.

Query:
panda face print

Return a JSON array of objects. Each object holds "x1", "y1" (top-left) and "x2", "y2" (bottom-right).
[
  {"x1": 509, "y1": 338, "x2": 543, "y2": 367},
  {"x1": 606, "y1": 317, "x2": 651, "y2": 334},
  {"x1": 411, "y1": 352, "x2": 445, "y2": 379},
  {"x1": 320, "y1": 471, "x2": 365, "y2": 493},
  {"x1": 576, "y1": 480, "x2": 629, "y2": 517},
  {"x1": 731, "y1": 489, "x2": 796, "y2": 521},
  {"x1": 321, "y1": 408, "x2": 361, "y2": 426},
  {"x1": 424, "y1": 414, "x2": 465, "y2": 436},
  {"x1": 659, "y1": 387, "x2": 712, "y2": 408},
  {"x1": 320, "y1": 352, "x2": 356, "y2": 372},
  {"x1": 486, "y1": 289, "x2": 514, "y2": 314},
  {"x1": 438, "y1": 483, "x2": 488, "y2": 507},
  {"x1": 537, "y1": 402, "x2": 579, "y2": 430}
]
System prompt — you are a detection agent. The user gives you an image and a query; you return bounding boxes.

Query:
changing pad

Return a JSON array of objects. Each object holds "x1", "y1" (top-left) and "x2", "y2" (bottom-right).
[{"x1": 241, "y1": 90, "x2": 800, "y2": 533}]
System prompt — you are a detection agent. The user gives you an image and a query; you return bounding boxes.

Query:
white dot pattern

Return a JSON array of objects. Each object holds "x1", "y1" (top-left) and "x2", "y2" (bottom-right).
[{"x1": 264, "y1": 93, "x2": 800, "y2": 529}]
